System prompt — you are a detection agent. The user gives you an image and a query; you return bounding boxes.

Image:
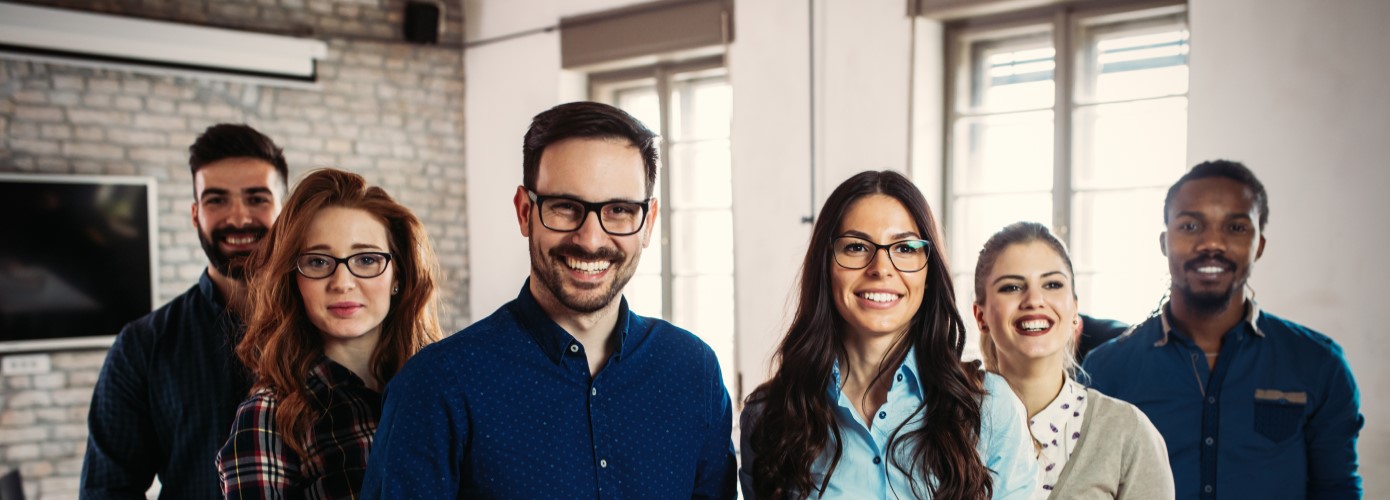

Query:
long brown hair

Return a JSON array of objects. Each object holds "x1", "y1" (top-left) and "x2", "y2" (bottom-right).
[
  {"x1": 745, "y1": 170, "x2": 992, "y2": 499},
  {"x1": 238, "y1": 168, "x2": 442, "y2": 459}
]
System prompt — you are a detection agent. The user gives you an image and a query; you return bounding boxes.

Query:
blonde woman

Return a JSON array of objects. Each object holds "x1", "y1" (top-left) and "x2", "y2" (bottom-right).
[{"x1": 974, "y1": 222, "x2": 1172, "y2": 499}]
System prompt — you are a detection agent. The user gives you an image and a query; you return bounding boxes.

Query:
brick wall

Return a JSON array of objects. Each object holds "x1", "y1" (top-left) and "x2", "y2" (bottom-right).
[{"x1": 0, "y1": 1, "x2": 467, "y2": 498}]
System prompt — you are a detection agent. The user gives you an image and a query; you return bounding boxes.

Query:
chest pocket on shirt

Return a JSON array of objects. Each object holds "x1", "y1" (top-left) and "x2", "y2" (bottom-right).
[{"x1": 1253, "y1": 389, "x2": 1306, "y2": 442}]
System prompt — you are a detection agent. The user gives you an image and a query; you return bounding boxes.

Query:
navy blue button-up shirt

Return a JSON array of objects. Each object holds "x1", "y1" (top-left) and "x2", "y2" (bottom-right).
[
  {"x1": 82, "y1": 271, "x2": 251, "y2": 499},
  {"x1": 362, "y1": 280, "x2": 737, "y2": 499},
  {"x1": 1083, "y1": 301, "x2": 1363, "y2": 500}
]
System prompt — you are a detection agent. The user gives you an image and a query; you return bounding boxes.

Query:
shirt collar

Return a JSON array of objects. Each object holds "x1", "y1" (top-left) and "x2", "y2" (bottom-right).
[
  {"x1": 1153, "y1": 297, "x2": 1265, "y2": 347},
  {"x1": 509, "y1": 278, "x2": 632, "y2": 365},
  {"x1": 1029, "y1": 377, "x2": 1085, "y2": 436},
  {"x1": 308, "y1": 356, "x2": 369, "y2": 391},
  {"x1": 827, "y1": 347, "x2": 923, "y2": 400},
  {"x1": 196, "y1": 269, "x2": 229, "y2": 311}
]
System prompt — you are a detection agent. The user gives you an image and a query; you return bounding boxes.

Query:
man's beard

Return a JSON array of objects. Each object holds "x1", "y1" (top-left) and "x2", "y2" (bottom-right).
[
  {"x1": 1176, "y1": 255, "x2": 1244, "y2": 315},
  {"x1": 531, "y1": 237, "x2": 636, "y2": 314},
  {"x1": 197, "y1": 223, "x2": 268, "y2": 281}
]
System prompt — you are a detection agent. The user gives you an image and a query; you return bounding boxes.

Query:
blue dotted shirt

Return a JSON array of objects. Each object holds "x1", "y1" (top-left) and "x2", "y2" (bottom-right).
[{"x1": 362, "y1": 280, "x2": 737, "y2": 499}]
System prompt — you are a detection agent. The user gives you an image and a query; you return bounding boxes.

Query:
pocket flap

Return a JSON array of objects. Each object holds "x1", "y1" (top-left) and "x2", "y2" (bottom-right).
[{"x1": 1254, "y1": 388, "x2": 1307, "y2": 405}]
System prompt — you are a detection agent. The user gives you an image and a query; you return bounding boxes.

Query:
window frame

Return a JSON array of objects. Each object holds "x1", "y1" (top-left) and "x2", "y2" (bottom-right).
[{"x1": 941, "y1": 0, "x2": 1189, "y2": 334}]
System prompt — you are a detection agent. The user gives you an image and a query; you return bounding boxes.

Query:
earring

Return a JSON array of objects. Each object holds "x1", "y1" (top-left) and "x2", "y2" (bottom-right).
[
  {"x1": 392, "y1": 285, "x2": 399, "y2": 295},
  {"x1": 1073, "y1": 317, "x2": 1079, "y2": 325}
]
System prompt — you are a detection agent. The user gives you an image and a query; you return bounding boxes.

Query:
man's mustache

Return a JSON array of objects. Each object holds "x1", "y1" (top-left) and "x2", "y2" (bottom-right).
[
  {"x1": 549, "y1": 244, "x2": 623, "y2": 262},
  {"x1": 1184, "y1": 253, "x2": 1235, "y2": 271},
  {"x1": 210, "y1": 225, "x2": 268, "y2": 254}
]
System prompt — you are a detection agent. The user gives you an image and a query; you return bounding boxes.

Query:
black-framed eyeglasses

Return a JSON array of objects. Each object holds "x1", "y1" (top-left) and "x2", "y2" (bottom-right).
[
  {"x1": 832, "y1": 236, "x2": 931, "y2": 272},
  {"x1": 527, "y1": 189, "x2": 651, "y2": 236},
  {"x1": 295, "y1": 252, "x2": 393, "y2": 279}
]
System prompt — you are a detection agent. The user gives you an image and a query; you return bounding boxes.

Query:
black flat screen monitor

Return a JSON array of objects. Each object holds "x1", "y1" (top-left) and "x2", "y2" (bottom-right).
[{"x1": 0, "y1": 173, "x2": 158, "y2": 353}]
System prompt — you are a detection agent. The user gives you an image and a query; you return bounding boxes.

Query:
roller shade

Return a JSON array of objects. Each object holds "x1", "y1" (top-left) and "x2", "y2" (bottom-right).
[{"x1": 561, "y1": 0, "x2": 732, "y2": 69}]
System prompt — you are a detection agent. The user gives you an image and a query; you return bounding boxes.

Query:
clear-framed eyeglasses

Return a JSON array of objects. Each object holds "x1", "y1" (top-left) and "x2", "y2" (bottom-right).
[
  {"x1": 295, "y1": 252, "x2": 393, "y2": 279},
  {"x1": 527, "y1": 189, "x2": 651, "y2": 236},
  {"x1": 831, "y1": 236, "x2": 931, "y2": 272}
]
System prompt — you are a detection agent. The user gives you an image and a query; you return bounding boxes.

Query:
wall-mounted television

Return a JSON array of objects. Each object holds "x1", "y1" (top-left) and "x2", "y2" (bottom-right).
[{"x1": 0, "y1": 173, "x2": 158, "y2": 353}]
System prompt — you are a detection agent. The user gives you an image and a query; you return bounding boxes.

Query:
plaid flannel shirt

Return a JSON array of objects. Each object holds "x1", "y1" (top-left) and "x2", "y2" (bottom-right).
[{"x1": 217, "y1": 356, "x2": 382, "y2": 499}]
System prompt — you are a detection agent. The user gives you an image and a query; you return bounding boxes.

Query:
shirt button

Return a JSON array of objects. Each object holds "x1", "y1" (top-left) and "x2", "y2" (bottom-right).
[
  {"x1": 569, "y1": 344, "x2": 579, "y2": 353},
  {"x1": 591, "y1": 387, "x2": 597, "y2": 396},
  {"x1": 896, "y1": 374, "x2": 903, "y2": 382},
  {"x1": 1204, "y1": 437, "x2": 1214, "y2": 446},
  {"x1": 878, "y1": 411, "x2": 887, "y2": 420},
  {"x1": 600, "y1": 459, "x2": 608, "y2": 468},
  {"x1": 872, "y1": 456, "x2": 882, "y2": 465},
  {"x1": 1204, "y1": 485, "x2": 1213, "y2": 493},
  {"x1": 1207, "y1": 396, "x2": 1216, "y2": 404}
]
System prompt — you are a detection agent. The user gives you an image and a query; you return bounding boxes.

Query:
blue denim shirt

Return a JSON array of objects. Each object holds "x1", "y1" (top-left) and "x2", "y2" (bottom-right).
[
  {"x1": 1082, "y1": 301, "x2": 1363, "y2": 500},
  {"x1": 740, "y1": 350, "x2": 1037, "y2": 499},
  {"x1": 362, "y1": 280, "x2": 737, "y2": 499}
]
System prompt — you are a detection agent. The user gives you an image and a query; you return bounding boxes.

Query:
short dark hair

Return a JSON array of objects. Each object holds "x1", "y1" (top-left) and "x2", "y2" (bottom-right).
[
  {"x1": 1163, "y1": 159, "x2": 1269, "y2": 229},
  {"x1": 521, "y1": 101, "x2": 659, "y2": 197},
  {"x1": 188, "y1": 123, "x2": 289, "y2": 189}
]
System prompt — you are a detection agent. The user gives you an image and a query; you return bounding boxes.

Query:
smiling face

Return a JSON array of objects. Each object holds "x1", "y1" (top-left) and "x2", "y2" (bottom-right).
[
  {"x1": 515, "y1": 137, "x2": 657, "y2": 315},
  {"x1": 1161, "y1": 177, "x2": 1265, "y2": 314},
  {"x1": 830, "y1": 194, "x2": 929, "y2": 341},
  {"x1": 974, "y1": 242, "x2": 1079, "y2": 370},
  {"x1": 192, "y1": 157, "x2": 284, "y2": 281},
  {"x1": 296, "y1": 206, "x2": 397, "y2": 348}
]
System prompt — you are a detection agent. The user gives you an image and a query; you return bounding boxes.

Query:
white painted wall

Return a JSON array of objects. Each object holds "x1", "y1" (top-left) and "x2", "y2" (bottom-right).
[
  {"x1": 462, "y1": 0, "x2": 628, "y2": 321},
  {"x1": 1188, "y1": 0, "x2": 1390, "y2": 494},
  {"x1": 728, "y1": 0, "x2": 919, "y2": 399}
]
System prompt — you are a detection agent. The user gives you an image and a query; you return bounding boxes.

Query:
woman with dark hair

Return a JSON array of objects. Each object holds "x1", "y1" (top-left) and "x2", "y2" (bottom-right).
[
  {"x1": 217, "y1": 168, "x2": 442, "y2": 498},
  {"x1": 973, "y1": 222, "x2": 1171, "y2": 499},
  {"x1": 740, "y1": 170, "x2": 1037, "y2": 499}
]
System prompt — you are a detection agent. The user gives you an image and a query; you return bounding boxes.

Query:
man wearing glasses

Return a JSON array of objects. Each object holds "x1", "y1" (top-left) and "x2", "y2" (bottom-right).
[{"x1": 363, "y1": 101, "x2": 737, "y2": 498}]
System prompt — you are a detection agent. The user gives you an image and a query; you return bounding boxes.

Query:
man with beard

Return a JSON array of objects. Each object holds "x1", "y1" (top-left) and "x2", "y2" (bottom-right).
[
  {"x1": 1083, "y1": 160, "x2": 1363, "y2": 499},
  {"x1": 362, "y1": 102, "x2": 736, "y2": 498},
  {"x1": 82, "y1": 124, "x2": 287, "y2": 499}
]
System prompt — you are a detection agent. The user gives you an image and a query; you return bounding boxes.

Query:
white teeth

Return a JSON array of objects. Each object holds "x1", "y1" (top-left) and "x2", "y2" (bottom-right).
[
  {"x1": 1019, "y1": 319, "x2": 1051, "y2": 332},
  {"x1": 566, "y1": 258, "x2": 611, "y2": 273},
  {"x1": 860, "y1": 292, "x2": 899, "y2": 303},
  {"x1": 224, "y1": 235, "x2": 257, "y2": 245},
  {"x1": 1197, "y1": 266, "x2": 1224, "y2": 274}
]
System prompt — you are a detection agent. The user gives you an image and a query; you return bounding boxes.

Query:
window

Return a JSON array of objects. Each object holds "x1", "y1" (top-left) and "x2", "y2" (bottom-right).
[
  {"x1": 943, "y1": 3, "x2": 1189, "y2": 356},
  {"x1": 593, "y1": 58, "x2": 737, "y2": 392}
]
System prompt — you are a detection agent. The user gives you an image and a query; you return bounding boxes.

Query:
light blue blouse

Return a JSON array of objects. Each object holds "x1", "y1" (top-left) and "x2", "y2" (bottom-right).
[{"x1": 740, "y1": 350, "x2": 1038, "y2": 499}]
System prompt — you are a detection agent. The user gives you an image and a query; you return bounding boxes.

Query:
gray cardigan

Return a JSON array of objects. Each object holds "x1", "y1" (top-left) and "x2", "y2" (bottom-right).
[{"x1": 1047, "y1": 388, "x2": 1175, "y2": 499}]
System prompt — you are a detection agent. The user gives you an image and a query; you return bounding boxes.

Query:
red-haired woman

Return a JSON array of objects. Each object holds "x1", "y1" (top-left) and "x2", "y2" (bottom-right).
[{"x1": 217, "y1": 168, "x2": 441, "y2": 498}]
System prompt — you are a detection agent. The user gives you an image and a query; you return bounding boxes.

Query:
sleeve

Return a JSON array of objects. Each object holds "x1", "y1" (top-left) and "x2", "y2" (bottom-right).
[
  {"x1": 1304, "y1": 348, "x2": 1364, "y2": 499},
  {"x1": 980, "y1": 374, "x2": 1040, "y2": 500},
  {"x1": 691, "y1": 350, "x2": 737, "y2": 500},
  {"x1": 80, "y1": 324, "x2": 158, "y2": 499},
  {"x1": 1116, "y1": 403, "x2": 1174, "y2": 499},
  {"x1": 737, "y1": 402, "x2": 761, "y2": 500},
  {"x1": 217, "y1": 393, "x2": 300, "y2": 499},
  {"x1": 360, "y1": 350, "x2": 467, "y2": 499}
]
